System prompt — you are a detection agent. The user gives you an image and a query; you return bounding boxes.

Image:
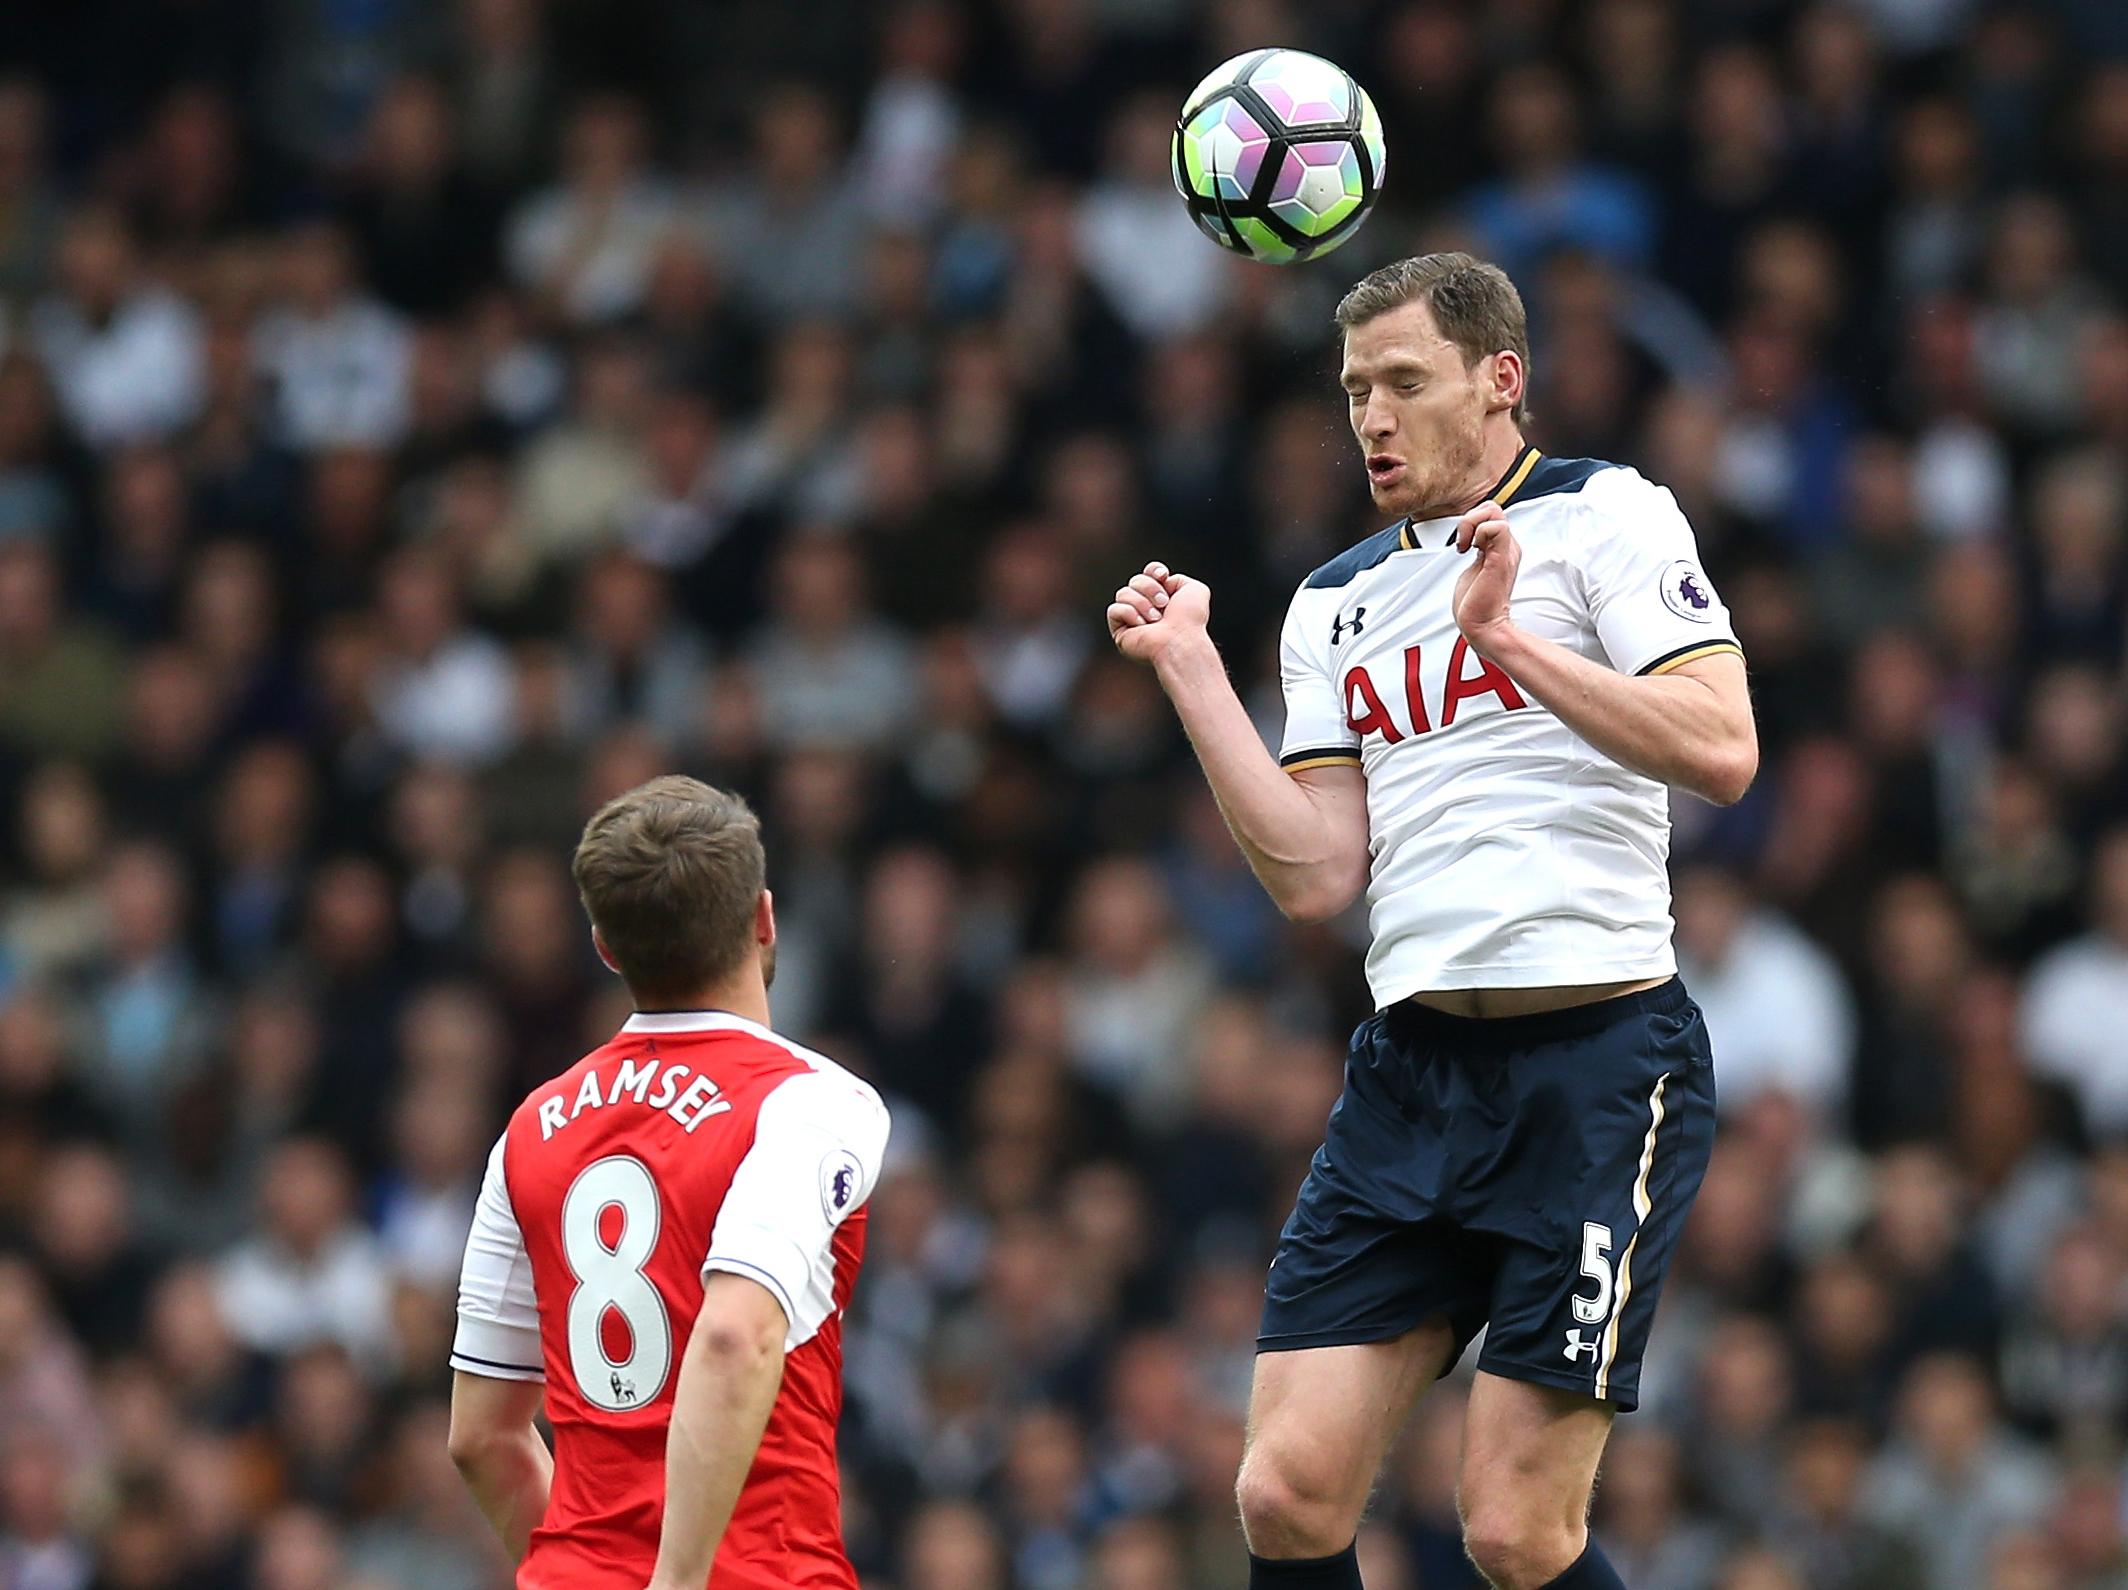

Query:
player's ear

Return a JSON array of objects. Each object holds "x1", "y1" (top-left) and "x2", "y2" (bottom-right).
[
  {"x1": 755, "y1": 889, "x2": 776, "y2": 949},
  {"x1": 1489, "y1": 349, "x2": 1525, "y2": 416},
  {"x1": 590, "y1": 926, "x2": 620, "y2": 976}
]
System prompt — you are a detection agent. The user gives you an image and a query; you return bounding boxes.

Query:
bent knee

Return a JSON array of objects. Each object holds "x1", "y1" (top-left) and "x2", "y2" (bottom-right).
[
  {"x1": 1235, "y1": 1451, "x2": 1362, "y2": 1559},
  {"x1": 1459, "y1": 1503, "x2": 1583, "y2": 1590}
]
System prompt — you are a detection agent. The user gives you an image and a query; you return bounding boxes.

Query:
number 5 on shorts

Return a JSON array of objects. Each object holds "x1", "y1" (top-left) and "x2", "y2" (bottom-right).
[{"x1": 1572, "y1": 1221, "x2": 1615, "y2": 1325}]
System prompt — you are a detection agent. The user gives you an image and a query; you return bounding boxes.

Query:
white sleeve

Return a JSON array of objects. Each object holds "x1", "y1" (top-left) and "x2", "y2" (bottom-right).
[
  {"x1": 703, "y1": 1070, "x2": 891, "y2": 1350},
  {"x1": 450, "y1": 1134, "x2": 544, "y2": 1382},
  {"x1": 1278, "y1": 588, "x2": 1362, "y2": 771},
  {"x1": 1579, "y1": 469, "x2": 1744, "y2": 678}
]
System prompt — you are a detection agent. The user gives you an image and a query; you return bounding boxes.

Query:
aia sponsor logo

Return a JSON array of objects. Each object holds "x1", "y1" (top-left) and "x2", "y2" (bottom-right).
[{"x1": 1342, "y1": 640, "x2": 1527, "y2": 743}]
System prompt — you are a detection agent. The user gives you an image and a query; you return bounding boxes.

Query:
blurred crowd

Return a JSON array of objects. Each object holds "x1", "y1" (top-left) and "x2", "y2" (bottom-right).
[{"x1": 0, "y1": 0, "x2": 2125, "y2": 1587}]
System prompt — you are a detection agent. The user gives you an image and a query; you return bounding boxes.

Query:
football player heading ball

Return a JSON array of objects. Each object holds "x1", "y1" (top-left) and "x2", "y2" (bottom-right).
[{"x1": 1109, "y1": 254, "x2": 1756, "y2": 1589}]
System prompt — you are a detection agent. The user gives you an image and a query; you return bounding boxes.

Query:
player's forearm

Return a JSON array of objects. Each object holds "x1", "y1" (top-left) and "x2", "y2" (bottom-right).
[
  {"x1": 455, "y1": 1429, "x2": 554, "y2": 1561},
  {"x1": 1478, "y1": 626, "x2": 1757, "y2": 804},
  {"x1": 1154, "y1": 637, "x2": 1366, "y2": 920},
  {"x1": 647, "y1": 1320, "x2": 786, "y2": 1590}
]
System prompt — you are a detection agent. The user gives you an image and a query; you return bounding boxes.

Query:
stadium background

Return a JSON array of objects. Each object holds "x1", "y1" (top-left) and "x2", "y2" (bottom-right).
[{"x1": 0, "y1": 0, "x2": 2125, "y2": 1585}]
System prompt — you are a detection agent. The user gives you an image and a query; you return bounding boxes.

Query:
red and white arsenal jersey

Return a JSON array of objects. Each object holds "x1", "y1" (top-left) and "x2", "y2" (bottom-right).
[{"x1": 452, "y1": 1010, "x2": 891, "y2": 1590}]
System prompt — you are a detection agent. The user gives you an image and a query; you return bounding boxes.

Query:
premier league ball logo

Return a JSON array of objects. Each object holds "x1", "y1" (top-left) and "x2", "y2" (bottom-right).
[
  {"x1": 821, "y1": 1151, "x2": 862, "y2": 1220},
  {"x1": 1661, "y1": 562, "x2": 1718, "y2": 623}
]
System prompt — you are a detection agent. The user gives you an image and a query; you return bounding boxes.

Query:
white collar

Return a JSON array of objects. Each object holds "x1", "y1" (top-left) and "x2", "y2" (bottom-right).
[{"x1": 621, "y1": 1009, "x2": 772, "y2": 1037}]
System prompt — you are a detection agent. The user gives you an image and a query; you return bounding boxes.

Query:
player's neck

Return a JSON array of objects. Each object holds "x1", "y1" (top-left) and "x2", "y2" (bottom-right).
[
  {"x1": 1451, "y1": 424, "x2": 1528, "y2": 516},
  {"x1": 638, "y1": 970, "x2": 773, "y2": 1029},
  {"x1": 1402, "y1": 427, "x2": 1529, "y2": 523}
]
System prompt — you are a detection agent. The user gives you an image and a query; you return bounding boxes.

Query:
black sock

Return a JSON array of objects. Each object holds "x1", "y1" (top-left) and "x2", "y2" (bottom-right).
[
  {"x1": 1248, "y1": 1542, "x2": 1363, "y2": 1588},
  {"x1": 1539, "y1": 1539, "x2": 1626, "y2": 1588}
]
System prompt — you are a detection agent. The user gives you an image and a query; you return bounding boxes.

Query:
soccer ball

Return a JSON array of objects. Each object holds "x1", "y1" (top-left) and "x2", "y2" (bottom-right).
[{"x1": 1172, "y1": 48, "x2": 1386, "y2": 264}]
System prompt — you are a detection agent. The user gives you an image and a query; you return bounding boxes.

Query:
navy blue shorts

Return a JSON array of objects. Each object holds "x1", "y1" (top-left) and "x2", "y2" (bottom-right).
[{"x1": 1258, "y1": 978, "x2": 1715, "y2": 1412}]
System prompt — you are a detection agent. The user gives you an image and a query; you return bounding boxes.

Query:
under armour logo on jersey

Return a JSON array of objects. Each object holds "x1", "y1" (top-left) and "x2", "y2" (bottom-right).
[
  {"x1": 610, "y1": 1372, "x2": 637, "y2": 1404},
  {"x1": 1562, "y1": 1329, "x2": 1601, "y2": 1364},
  {"x1": 1331, "y1": 606, "x2": 1366, "y2": 645},
  {"x1": 832, "y1": 1165, "x2": 855, "y2": 1209}
]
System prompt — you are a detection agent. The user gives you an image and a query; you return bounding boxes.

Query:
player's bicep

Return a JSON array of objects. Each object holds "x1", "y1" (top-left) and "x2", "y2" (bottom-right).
[
  {"x1": 1289, "y1": 762, "x2": 1369, "y2": 846},
  {"x1": 703, "y1": 1072, "x2": 890, "y2": 1347},
  {"x1": 693, "y1": 1270, "x2": 793, "y2": 1348},
  {"x1": 1286, "y1": 761, "x2": 1371, "y2": 909},
  {"x1": 1666, "y1": 650, "x2": 1757, "y2": 754},
  {"x1": 449, "y1": 1368, "x2": 545, "y2": 1448},
  {"x1": 452, "y1": 1134, "x2": 545, "y2": 1383},
  {"x1": 1666, "y1": 649, "x2": 1751, "y2": 714}
]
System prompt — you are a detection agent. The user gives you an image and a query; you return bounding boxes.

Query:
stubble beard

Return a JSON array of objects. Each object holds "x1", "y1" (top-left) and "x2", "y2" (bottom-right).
[
  {"x1": 1374, "y1": 415, "x2": 1488, "y2": 524},
  {"x1": 1370, "y1": 400, "x2": 1489, "y2": 525}
]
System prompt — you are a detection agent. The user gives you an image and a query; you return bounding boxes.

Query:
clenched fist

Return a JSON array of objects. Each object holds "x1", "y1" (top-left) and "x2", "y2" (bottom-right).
[{"x1": 1107, "y1": 562, "x2": 1212, "y2": 666}]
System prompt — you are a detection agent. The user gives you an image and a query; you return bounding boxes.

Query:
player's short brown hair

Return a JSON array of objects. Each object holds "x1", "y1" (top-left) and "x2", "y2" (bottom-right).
[
  {"x1": 571, "y1": 775, "x2": 765, "y2": 1003},
  {"x1": 1334, "y1": 252, "x2": 1531, "y2": 424}
]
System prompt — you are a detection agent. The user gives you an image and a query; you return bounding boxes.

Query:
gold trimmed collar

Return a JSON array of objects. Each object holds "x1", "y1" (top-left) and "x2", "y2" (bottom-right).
[{"x1": 1396, "y1": 446, "x2": 1544, "y2": 551}]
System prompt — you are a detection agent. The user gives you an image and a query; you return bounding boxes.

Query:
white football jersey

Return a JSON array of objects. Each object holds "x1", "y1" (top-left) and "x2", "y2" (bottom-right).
[{"x1": 1278, "y1": 447, "x2": 1742, "y2": 1006}]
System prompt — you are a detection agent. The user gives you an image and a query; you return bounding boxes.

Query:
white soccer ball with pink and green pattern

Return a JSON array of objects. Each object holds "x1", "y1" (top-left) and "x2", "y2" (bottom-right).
[{"x1": 1172, "y1": 48, "x2": 1386, "y2": 264}]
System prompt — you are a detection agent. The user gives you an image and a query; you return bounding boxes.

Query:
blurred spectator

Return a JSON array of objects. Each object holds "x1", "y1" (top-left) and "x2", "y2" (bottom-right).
[
  {"x1": 343, "y1": 76, "x2": 501, "y2": 318},
  {"x1": 971, "y1": 521, "x2": 1091, "y2": 731},
  {"x1": 3, "y1": 762, "x2": 107, "y2": 986},
  {"x1": 701, "y1": 85, "x2": 867, "y2": 324},
  {"x1": 75, "y1": 841, "x2": 213, "y2": 1134},
  {"x1": 1998, "y1": 1221, "x2": 2128, "y2": 1444},
  {"x1": 1593, "y1": 1426, "x2": 1726, "y2": 1589},
  {"x1": 721, "y1": 322, "x2": 865, "y2": 523},
  {"x1": 1860, "y1": 1354, "x2": 2055, "y2": 1590},
  {"x1": 0, "y1": 1258, "x2": 104, "y2": 1484},
  {"x1": 253, "y1": 220, "x2": 412, "y2": 452},
  {"x1": 0, "y1": 539, "x2": 127, "y2": 762},
  {"x1": 24, "y1": 208, "x2": 202, "y2": 446},
  {"x1": 564, "y1": 550, "x2": 708, "y2": 748},
  {"x1": 1973, "y1": 195, "x2": 2110, "y2": 438},
  {"x1": 367, "y1": 546, "x2": 516, "y2": 767},
  {"x1": 372, "y1": 1077, "x2": 486, "y2": 1288},
  {"x1": 747, "y1": 535, "x2": 916, "y2": 752},
  {"x1": 504, "y1": 96, "x2": 674, "y2": 326},
  {"x1": 511, "y1": 333, "x2": 652, "y2": 567},
  {"x1": 1811, "y1": 437, "x2": 1930, "y2": 648},
  {"x1": 30, "y1": 1143, "x2": 154, "y2": 1359},
  {"x1": 1463, "y1": 61, "x2": 1655, "y2": 280},
  {"x1": 214, "y1": 1138, "x2": 394, "y2": 1372},
  {"x1": 2020, "y1": 828, "x2": 2128, "y2": 1134},
  {"x1": 851, "y1": 4, "x2": 965, "y2": 227},
  {"x1": 1675, "y1": 865, "x2": 1855, "y2": 1122},
  {"x1": 1061, "y1": 857, "x2": 1215, "y2": 1127},
  {"x1": 1775, "y1": 1417, "x2": 1929, "y2": 1590},
  {"x1": 0, "y1": 80, "x2": 59, "y2": 302},
  {"x1": 0, "y1": 1435, "x2": 90, "y2": 1590},
  {"x1": 824, "y1": 844, "x2": 992, "y2": 1133}
]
